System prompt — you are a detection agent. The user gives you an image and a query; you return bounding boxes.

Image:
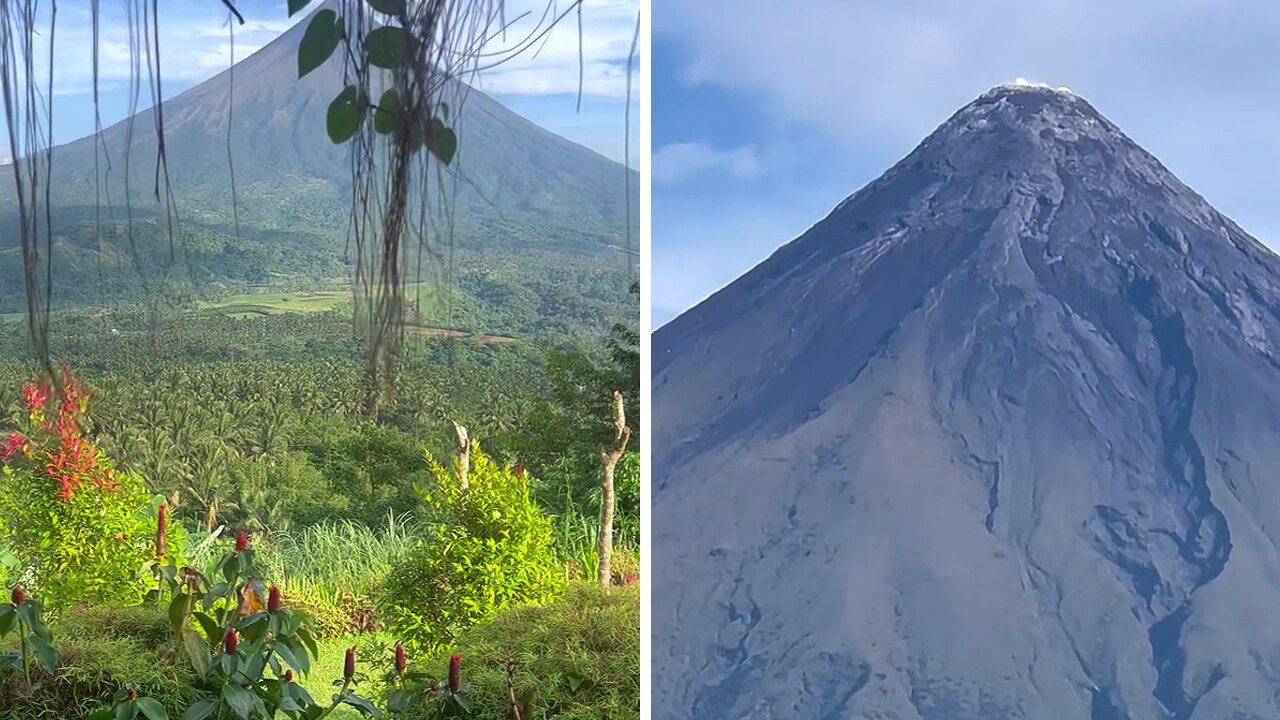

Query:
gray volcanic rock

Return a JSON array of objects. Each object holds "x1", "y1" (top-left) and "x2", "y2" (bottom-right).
[{"x1": 652, "y1": 84, "x2": 1280, "y2": 719}]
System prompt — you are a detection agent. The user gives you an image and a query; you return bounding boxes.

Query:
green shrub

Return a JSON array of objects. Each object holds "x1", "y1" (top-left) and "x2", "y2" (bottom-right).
[
  {"x1": 0, "y1": 373, "x2": 181, "y2": 610},
  {"x1": 399, "y1": 583, "x2": 639, "y2": 720},
  {"x1": 0, "y1": 604, "x2": 197, "y2": 720},
  {"x1": 381, "y1": 445, "x2": 565, "y2": 653}
]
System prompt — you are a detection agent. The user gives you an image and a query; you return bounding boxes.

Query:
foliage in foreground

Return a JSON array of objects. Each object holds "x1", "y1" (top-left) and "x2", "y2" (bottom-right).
[
  {"x1": 0, "y1": 372, "x2": 182, "y2": 610},
  {"x1": 380, "y1": 446, "x2": 565, "y2": 654},
  {"x1": 1, "y1": 603, "x2": 197, "y2": 720},
  {"x1": 402, "y1": 583, "x2": 639, "y2": 720}
]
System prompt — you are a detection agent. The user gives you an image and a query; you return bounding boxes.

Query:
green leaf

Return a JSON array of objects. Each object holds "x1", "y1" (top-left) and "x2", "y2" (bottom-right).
[
  {"x1": 327, "y1": 86, "x2": 365, "y2": 144},
  {"x1": 298, "y1": 9, "x2": 341, "y2": 78},
  {"x1": 340, "y1": 694, "x2": 382, "y2": 718},
  {"x1": 181, "y1": 697, "x2": 220, "y2": 720},
  {"x1": 366, "y1": 26, "x2": 407, "y2": 69},
  {"x1": 136, "y1": 698, "x2": 169, "y2": 720},
  {"x1": 168, "y1": 592, "x2": 188, "y2": 633},
  {"x1": 274, "y1": 639, "x2": 310, "y2": 676},
  {"x1": 192, "y1": 612, "x2": 221, "y2": 642},
  {"x1": 373, "y1": 89, "x2": 403, "y2": 135},
  {"x1": 425, "y1": 119, "x2": 457, "y2": 165},
  {"x1": 222, "y1": 684, "x2": 257, "y2": 720},
  {"x1": 0, "y1": 605, "x2": 15, "y2": 635},
  {"x1": 386, "y1": 689, "x2": 416, "y2": 713},
  {"x1": 28, "y1": 634, "x2": 57, "y2": 673},
  {"x1": 87, "y1": 710, "x2": 115, "y2": 720},
  {"x1": 366, "y1": 0, "x2": 405, "y2": 15},
  {"x1": 114, "y1": 701, "x2": 134, "y2": 720},
  {"x1": 288, "y1": 0, "x2": 312, "y2": 16},
  {"x1": 182, "y1": 632, "x2": 212, "y2": 678},
  {"x1": 296, "y1": 626, "x2": 319, "y2": 659}
]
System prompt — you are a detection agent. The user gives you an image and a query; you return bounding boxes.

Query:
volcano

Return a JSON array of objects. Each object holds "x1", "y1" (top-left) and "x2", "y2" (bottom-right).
[
  {"x1": 652, "y1": 84, "x2": 1280, "y2": 719},
  {"x1": 0, "y1": 2, "x2": 636, "y2": 310}
]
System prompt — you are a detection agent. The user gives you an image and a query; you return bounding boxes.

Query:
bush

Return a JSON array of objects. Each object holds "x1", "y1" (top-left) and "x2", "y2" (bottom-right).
[
  {"x1": 399, "y1": 583, "x2": 639, "y2": 720},
  {"x1": 0, "y1": 372, "x2": 181, "y2": 610},
  {"x1": 381, "y1": 444, "x2": 565, "y2": 653},
  {"x1": 0, "y1": 604, "x2": 197, "y2": 720}
]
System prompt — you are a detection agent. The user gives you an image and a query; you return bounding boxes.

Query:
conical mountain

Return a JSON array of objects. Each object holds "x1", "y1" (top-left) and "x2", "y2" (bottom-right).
[
  {"x1": 0, "y1": 2, "x2": 635, "y2": 308},
  {"x1": 654, "y1": 84, "x2": 1280, "y2": 719}
]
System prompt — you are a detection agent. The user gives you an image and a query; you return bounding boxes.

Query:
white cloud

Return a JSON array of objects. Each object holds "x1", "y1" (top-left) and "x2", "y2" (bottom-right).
[
  {"x1": 468, "y1": 0, "x2": 640, "y2": 99},
  {"x1": 652, "y1": 142, "x2": 762, "y2": 184},
  {"x1": 655, "y1": 0, "x2": 1280, "y2": 150}
]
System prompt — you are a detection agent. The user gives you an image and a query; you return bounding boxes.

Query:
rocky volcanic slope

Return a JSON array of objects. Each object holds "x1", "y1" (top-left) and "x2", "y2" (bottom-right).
[{"x1": 653, "y1": 85, "x2": 1280, "y2": 719}]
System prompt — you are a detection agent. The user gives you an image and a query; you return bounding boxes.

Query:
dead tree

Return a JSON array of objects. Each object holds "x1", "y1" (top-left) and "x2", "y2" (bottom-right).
[
  {"x1": 452, "y1": 420, "x2": 470, "y2": 491},
  {"x1": 597, "y1": 391, "x2": 632, "y2": 586}
]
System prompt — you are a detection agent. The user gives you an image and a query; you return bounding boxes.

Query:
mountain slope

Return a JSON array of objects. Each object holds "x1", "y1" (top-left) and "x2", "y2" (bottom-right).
[
  {"x1": 653, "y1": 84, "x2": 1280, "y2": 719},
  {"x1": 0, "y1": 3, "x2": 637, "y2": 313}
]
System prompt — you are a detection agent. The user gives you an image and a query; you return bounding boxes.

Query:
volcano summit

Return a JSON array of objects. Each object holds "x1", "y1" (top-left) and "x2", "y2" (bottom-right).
[{"x1": 653, "y1": 84, "x2": 1280, "y2": 719}]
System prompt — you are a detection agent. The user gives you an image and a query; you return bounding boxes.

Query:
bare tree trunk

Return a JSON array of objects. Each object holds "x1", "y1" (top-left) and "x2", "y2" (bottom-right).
[
  {"x1": 452, "y1": 420, "x2": 470, "y2": 491},
  {"x1": 598, "y1": 391, "x2": 631, "y2": 586}
]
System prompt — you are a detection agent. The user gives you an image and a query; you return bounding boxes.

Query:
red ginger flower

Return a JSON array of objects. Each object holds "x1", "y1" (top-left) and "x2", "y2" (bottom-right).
[
  {"x1": 235, "y1": 531, "x2": 249, "y2": 552},
  {"x1": 224, "y1": 628, "x2": 239, "y2": 655},
  {"x1": 10, "y1": 585, "x2": 25, "y2": 605},
  {"x1": 395, "y1": 643, "x2": 407, "y2": 675},
  {"x1": 344, "y1": 646, "x2": 357, "y2": 680},
  {"x1": 126, "y1": 689, "x2": 137, "y2": 700},
  {"x1": 268, "y1": 585, "x2": 281, "y2": 614},
  {"x1": 284, "y1": 670, "x2": 293, "y2": 684},
  {"x1": 448, "y1": 653, "x2": 462, "y2": 694}
]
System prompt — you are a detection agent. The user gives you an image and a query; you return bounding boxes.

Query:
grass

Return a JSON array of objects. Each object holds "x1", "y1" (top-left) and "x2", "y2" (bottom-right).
[
  {"x1": 254, "y1": 514, "x2": 426, "y2": 637},
  {"x1": 198, "y1": 290, "x2": 351, "y2": 315},
  {"x1": 409, "y1": 583, "x2": 640, "y2": 720}
]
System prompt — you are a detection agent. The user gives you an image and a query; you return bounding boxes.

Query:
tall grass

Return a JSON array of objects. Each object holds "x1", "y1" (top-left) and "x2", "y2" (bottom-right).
[{"x1": 257, "y1": 511, "x2": 424, "y2": 596}]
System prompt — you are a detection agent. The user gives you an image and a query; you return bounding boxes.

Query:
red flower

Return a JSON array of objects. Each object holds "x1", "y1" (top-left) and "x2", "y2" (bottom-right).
[
  {"x1": 395, "y1": 643, "x2": 407, "y2": 676},
  {"x1": 448, "y1": 653, "x2": 461, "y2": 694},
  {"x1": 268, "y1": 585, "x2": 281, "y2": 614},
  {"x1": 284, "y1": 669, "x2": 293, "y2": 684},
  {"x1": 10, "y1": 585, "x2": 25, "y2": 605},
  {"x1": 235, "y1": 531, "x2": 249, "y2": 553},
  {"x1": 513, "y1": 459, "x2": 526, "y2": 477},
  {"x1": 0, "y1": 433, "x2": 22, "y2": 463},
  {"x1": 126, "y1": 688, "x2": 137, "y2": 700},
  {"x1": 624, "y1": 573, "x2": 638, "y2": 585},
  {"x1": 21, "y1": 381, "x2": 49, "y2": 413},
  {"x1": 344, "y1": 645, "x2": 357, "y2": 681},
  {"x1": 156, "y1": 503, "x2": 169, "y2": 559},
  {"x1": 224, "y1": 628, "x2": 239, "y2": 655}
]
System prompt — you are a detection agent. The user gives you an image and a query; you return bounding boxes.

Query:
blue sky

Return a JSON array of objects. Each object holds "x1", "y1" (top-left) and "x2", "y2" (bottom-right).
[
  {"x1": 652, "y1": 0, "x2": 1280, "y2": 327},
  {"x1": 0, "y1": 0, "x2": 638, "y2": 164}
]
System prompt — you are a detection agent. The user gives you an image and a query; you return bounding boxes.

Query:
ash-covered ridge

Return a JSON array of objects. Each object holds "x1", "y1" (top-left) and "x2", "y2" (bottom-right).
[{"x1": 653, "y1": 85, "x2": 1280, "y2": 720}]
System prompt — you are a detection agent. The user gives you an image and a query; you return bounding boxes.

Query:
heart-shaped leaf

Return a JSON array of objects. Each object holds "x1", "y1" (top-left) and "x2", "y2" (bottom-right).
[
  {"x1": 298, "y1": 9, "x2": 341, "y2": 78},
  {"x1": 365, "y1": 0, "x2": 405, "y2": 15},
  {"x1": 327, "y1": 86, "x2": 365, "y2": 144},
  {"x1": 374, "y1": 89, "x2": 403, "y2": 134},
  {"x1": 366, "y1": 26, "x2": 407, "y2": 69},
  {"x1": 425, "y1": 119, "x2": 457, "y2": 165}
]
